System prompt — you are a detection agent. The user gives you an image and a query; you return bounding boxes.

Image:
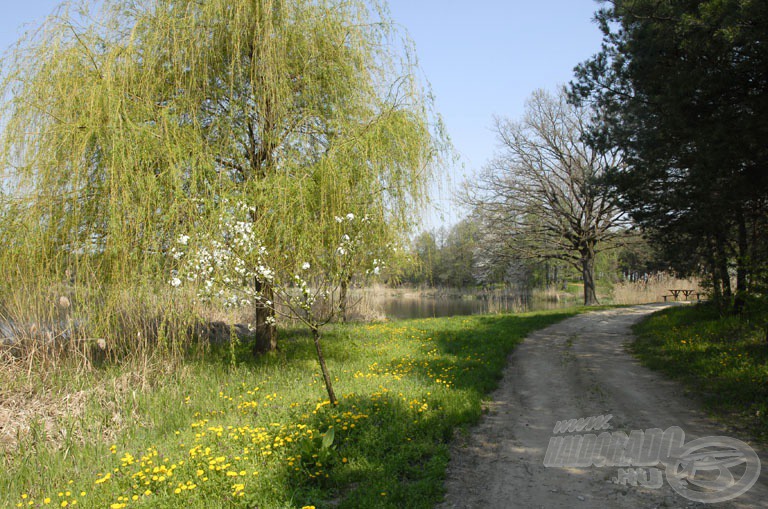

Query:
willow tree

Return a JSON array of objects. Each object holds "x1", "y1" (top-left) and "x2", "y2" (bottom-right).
[{"x1": 0, "y1": 0, "x2": 442, "y2": 356}]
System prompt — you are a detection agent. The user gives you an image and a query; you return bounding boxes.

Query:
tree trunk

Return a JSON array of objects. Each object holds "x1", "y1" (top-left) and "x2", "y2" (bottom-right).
[
  {"x1": 311, "y1": 325, "x2": 337, "y2": 405},
  {"x1": 734, "y1": 207, "x2": 749, "y2": 314},
  {"x1": 707, "y1": 241, "x2": 722, "y2": 302},
  {"x1": 253, "y1": 278, "x2": 277, "y2": 352},
  {"x1": 338, "y1": 277, "x2": 349, "y2": 323},
  {"x1": 581, "y1": 253, "x2": 599, "y2": 306},
  {"x1": 715, "y1": 232, "x2": 732, "y2": 301}
]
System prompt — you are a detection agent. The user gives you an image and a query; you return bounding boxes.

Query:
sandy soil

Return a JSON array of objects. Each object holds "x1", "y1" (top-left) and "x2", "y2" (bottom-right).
[{"x1": 437, "y1": 304, "x2": 768, "y2": 509}]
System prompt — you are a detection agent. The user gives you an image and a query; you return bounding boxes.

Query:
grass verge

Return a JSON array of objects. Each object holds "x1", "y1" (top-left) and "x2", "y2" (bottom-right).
[
  {"x1": 2, "y1": 309, "x2": 580, "y2": 509},
  {"x1": 631, "y1": 303, "x2": 768, "y2": 440}
]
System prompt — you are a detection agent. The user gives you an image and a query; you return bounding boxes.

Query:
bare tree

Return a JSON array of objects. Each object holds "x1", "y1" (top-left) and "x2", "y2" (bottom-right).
[{"x1": 463, "y1": 88, "x2": 629, "y2": 305}]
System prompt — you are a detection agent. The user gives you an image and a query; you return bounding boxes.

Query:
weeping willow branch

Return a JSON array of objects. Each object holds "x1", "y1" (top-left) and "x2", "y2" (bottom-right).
[{"x1": 0, "y1": 0, "x2": 446, "y2": 359}]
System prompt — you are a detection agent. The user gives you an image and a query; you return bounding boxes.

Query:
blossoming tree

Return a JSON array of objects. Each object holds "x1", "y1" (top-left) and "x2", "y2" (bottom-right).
[{"x1": 171, "y1": 203, "x2": 386, "y2": 404}]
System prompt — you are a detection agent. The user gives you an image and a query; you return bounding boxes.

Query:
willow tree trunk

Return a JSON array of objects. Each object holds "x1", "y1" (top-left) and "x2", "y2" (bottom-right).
[
  {"x1": 581, "y1": 253, "x2": 599, "y2": 306},
  {"x1": 253, "y1": 278, "x2": 277, "y2": 353}
]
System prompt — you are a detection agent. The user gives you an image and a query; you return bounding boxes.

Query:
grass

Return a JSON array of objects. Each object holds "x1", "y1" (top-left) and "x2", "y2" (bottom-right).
[
  {"x1": 1, "y1": 309, "x2": 581, "y2": 509},
  {"x1": 631, "y1": 303, "x2": 768, "y2": 440}
]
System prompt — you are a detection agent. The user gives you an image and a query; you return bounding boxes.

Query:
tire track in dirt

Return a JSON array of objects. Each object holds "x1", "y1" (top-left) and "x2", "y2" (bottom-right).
[{"x1": 437, "y1": 304, "x2": 768, "y2": 509}]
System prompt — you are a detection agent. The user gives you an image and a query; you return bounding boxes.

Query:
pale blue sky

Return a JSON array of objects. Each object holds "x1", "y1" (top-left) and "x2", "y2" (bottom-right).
[{"x1": 0, "y1": 1, "x2": 604, "y2": 228}]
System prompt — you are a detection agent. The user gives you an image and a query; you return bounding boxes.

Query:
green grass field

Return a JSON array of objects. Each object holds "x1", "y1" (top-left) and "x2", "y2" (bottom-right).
[
  {"x1": 2, "y1": 310, "x2": 579, "y2": 509},
  {"x1": 631, "y1": 303, "x2": 768, "y2": 440}
]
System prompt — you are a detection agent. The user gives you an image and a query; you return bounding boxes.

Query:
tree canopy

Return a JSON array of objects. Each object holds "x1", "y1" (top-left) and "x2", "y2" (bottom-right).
[
  {"x1": 572, "y1": 0, "x2": 768, "y2": 309},
  {"x1": 0, "y1": 0, "x2": 444, "y2": 349},
  {"x1": 462, "y1": 88, "x2": 629, "y2": 305}
]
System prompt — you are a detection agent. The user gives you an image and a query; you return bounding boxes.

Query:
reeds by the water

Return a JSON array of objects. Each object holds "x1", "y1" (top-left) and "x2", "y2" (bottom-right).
[{"x1": 610, "y1": 274, "x2": 703, "y2": 304}]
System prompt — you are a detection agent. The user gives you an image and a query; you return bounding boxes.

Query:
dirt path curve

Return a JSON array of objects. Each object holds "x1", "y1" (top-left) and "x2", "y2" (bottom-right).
[{"x1": 437, "y1": 304, "x2": 768, "y2": 509}]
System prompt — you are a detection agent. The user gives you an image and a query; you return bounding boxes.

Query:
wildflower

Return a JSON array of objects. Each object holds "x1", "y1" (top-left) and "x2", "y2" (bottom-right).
[
  {"x1": 301, "y1": 262, "x2": 311, "y2": 270},
  {"x1": 95, "y1": 473, "x2": 111, "y2": 484},
  {"x1": 170, "y1": 277, "x2": 182, "y2": 288},
  {"x1": 346, "y1": 213, "x2": 355, "y2": 221},
  {"x1": 178, "y1": 234, "x2": 190, "y2": 245}
]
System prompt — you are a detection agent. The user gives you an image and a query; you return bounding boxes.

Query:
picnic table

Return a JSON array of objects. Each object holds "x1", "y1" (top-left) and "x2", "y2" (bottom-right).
[{"x1": 662, "y1": 289, "x2": 699, "y2": 302}]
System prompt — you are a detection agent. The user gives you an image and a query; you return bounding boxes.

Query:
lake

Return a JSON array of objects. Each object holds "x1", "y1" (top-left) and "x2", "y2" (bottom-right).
[{"x1": 373, "y1": 294, "x2": 577, "y2": 320}]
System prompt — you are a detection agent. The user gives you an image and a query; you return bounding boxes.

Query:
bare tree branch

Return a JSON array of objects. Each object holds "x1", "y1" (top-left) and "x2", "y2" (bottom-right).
[{"x1": 461, "y1": 88, "x2": 630, "y2": 304}]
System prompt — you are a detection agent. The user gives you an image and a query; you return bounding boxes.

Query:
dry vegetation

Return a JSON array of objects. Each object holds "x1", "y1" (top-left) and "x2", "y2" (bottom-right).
[{"x1": 610, "y1": 274, "x2": 704, "y2": 305}]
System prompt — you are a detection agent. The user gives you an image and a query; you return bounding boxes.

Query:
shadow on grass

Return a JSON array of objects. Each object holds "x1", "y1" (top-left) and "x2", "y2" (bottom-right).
[
  {"x1": 277, "y1": 312, "x2": 578, "y2": 508},
  {"x1": 632, "y1": 304, "x2": 768, "y2": 439},
  {"x1": 390, "y1": 312, "x2": 578, "y2": 395},
  {"x1": 282, "y1": 393, "x2": 456, "y2": 509}
]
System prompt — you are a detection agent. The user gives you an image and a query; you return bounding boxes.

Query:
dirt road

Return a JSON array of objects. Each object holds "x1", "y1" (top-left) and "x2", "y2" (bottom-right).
[{"x1": 438, "y1": 304, "x2": 768, "y2": 509}]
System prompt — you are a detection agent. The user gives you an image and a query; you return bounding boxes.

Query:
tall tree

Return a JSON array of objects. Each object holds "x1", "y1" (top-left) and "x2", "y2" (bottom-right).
[
  {"x1": 434, "y1": 218, "x2": 479, "y2": 288},
  {"x1": 571, "y1": 0, "x2": 768, "y2": 310},
  {"x1": 0, "y1": 0, "x2": 442, "y2": 351},
  {"x1": 463, "y1": 88, "x2": 629, "y2": 305}
]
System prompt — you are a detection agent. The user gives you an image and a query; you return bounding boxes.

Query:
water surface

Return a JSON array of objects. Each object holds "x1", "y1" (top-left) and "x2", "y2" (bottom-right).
[{"x1": 377, "y1": 295, "x2": 576, "y2": 320}]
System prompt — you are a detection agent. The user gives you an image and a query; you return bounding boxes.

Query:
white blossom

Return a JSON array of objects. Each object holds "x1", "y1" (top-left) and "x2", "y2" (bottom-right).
[
  {"x1": 169, "y1": 277, "x2": 181, "y2": 287},
  {"x1": 302, "y1": 262, "x2": 311, "y2": 270},
  {"x1": 346, "y1": 213, "x2": 355, "y2": 221}
]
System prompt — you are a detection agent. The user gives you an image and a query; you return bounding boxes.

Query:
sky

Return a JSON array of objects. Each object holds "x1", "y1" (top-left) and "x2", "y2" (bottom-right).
[{"x1": 0, "y1": 0, "x2": 605, "y2": 229}]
